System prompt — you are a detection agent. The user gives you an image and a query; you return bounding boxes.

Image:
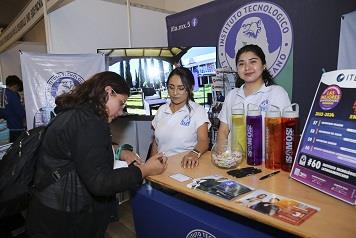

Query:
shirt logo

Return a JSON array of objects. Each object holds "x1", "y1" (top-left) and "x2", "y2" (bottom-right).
[
  {"x1": 218, "y1": 1, "x2": 293, "y2": 78},
  {"x1": 180, "y1": 115, "x2": 191, "y2": 126},
  {"x1": 259, "y1": 99, "x2": 269, "y2": 112}
]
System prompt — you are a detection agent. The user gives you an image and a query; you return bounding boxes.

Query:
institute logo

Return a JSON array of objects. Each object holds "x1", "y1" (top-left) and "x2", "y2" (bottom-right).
[
  {"x1": 45, "y1": 71, "x2": 84, "y2": 106},
  {"x1": 33, "y1": 71, "x2": 84, "y2": 127},
  {"x1": 319, "y1": 85, "x2": 342, "y2": 111},
  {"x1": 218, "y1": 1, "x2": 293, "y2": 77},
  {"x1": 186, "y1": 229, "x2": 216, "y2": 238},
  {"x1": 336, "y1": 73, "x2": 345, "y2": 82}
]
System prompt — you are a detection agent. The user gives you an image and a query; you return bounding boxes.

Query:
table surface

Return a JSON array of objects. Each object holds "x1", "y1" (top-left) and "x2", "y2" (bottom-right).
[{"x1": 147, "y1": 152, "x2": 356, "y2": 238}]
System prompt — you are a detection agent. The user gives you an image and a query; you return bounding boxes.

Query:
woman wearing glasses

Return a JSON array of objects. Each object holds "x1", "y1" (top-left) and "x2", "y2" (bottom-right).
[
  {"x1": 26, "y1": 71, "x2": 167, "y2": 238},
  {"x1": 150, "y1": 67, "x2": 210, "y2": 169}
]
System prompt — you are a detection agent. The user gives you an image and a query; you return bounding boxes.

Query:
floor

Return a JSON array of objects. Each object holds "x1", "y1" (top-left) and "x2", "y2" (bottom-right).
[{"x1": 105, "y1": 200, "x2": 137, "y2": 238}]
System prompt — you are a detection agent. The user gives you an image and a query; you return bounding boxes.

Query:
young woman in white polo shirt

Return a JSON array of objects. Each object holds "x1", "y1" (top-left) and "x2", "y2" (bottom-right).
[
  {"x1": 217, "y1": 44, "x2": 291, "y2": 145},
  {"x1": 150, "y1": 67, "x2": 210, "y2": 169}
]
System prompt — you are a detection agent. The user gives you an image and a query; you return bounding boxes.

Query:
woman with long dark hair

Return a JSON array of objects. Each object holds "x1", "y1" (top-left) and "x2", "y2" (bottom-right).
[
  {"x1": 26, "y1": 71, "x2": 167, "y2": 238},
  {"x1": 150, "y1": 67, "x2": 210, "y2": 169},
  {"x1": 217, "y1": 44, "x2": 291, "y2": 147}
]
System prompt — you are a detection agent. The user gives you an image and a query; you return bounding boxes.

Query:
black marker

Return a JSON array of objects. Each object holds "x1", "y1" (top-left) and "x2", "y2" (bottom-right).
[{"x1": 259, "y1": 171, "x2": 280, "y2": 180}]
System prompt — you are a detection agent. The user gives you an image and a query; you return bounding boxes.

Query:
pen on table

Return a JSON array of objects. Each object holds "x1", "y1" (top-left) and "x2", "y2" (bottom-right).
[{"x1": 259, "y1": 171, "x2": 280, "y2": 180}]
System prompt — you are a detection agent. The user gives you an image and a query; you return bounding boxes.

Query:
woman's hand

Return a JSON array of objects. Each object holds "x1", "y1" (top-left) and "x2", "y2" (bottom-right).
[
  {"x1": 139, "y1": 153, "x2": 167, "y2": 178},
  {"x1": 181, "y1": 151, "x2": 199, "y2": 169},
  {"x1": 120, "y1": 150, "x2": 144, "y2": 165}
]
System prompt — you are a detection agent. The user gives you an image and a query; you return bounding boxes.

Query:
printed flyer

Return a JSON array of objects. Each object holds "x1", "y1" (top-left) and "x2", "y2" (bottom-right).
[
  {"x1": 291, "y1": 69, "x2": 356, "y2": 205},
  {"x1": 237, "y1": 190, "x2": 319, "y2": 225},
  {"x1": 187, "y1": 175, "x2": 252, "y2": 200}
]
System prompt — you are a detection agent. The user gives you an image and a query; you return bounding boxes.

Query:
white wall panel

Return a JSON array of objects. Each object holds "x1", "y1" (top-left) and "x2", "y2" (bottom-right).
[
  {"x1": 130, "y1": 5, "x2": 168, "y2": 47},
  {"x1": 0, "y1": 42, "x2": 46, "y2": 82},
  {"x1": 49, "y1": 0, "x2": 168, "y2": 53}
]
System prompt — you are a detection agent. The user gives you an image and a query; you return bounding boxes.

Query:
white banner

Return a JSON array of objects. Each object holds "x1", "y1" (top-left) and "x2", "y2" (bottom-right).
[
  {"x1": 337, "y1": 11, "x2": 356, "y2": 70},
  {"x1": 20, "y1": 52, "x2": 105, "y2": 129}
]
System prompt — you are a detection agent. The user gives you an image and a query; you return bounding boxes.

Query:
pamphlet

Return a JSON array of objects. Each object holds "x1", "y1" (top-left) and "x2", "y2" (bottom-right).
[
  {"x1": 187, "y1": 175, "x2": 253, "y2": 200},
  {"x1": 170, "y1": 173, "x2": 192, "y2": 182},
  {"x1": 237, "y1": 189, "x2": 320, "y2": 225}
]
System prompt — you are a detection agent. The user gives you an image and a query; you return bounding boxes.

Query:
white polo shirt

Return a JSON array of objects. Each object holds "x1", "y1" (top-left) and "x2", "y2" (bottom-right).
[
  {"x1": 152, "y1": 100, "x2": 210, "y2": 156},
  {"x1": 219, "y1": 84, "x2": 291, "y2": 128}
]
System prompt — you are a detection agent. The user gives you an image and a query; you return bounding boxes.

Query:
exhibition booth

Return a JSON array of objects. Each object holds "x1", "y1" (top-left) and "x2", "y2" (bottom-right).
[
  {"x1": 0, "y1": 0, "x2": 355, "y2": 238},
  {"x1": 130, "y1": 1, "x2": 356, "y2": 237}
]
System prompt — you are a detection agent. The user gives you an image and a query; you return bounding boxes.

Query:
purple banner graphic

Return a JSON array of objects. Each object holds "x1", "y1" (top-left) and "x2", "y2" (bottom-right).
[{"x1": 291, "y1": 70, "x2": 356, "y2": 205}]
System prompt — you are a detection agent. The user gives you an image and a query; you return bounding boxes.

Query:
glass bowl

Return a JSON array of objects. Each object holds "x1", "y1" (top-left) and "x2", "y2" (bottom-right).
[{"x1": 211, "y1": 141, "x2": 243, "y2": 169}]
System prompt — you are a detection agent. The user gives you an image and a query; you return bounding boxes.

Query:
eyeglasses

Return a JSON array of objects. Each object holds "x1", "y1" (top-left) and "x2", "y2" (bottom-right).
[
  {"x1": 111, "y1": 88, "x2": 127, "y2": 107},
  {"x1": 168, "y1": 84, "x2": 186, "y2": 94}
]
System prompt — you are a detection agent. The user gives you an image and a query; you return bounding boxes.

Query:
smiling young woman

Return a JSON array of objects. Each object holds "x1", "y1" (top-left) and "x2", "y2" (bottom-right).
[
  {"x1": 150, "y1": 67, "x2": 210, "y2": 169},
  {"x1": 217, "y1": 44, "x2": 291, "y2": 153}
]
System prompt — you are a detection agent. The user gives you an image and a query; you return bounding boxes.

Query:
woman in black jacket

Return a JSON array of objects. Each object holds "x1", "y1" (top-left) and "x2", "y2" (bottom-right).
[{"x1": 26, "y1": 71, "x2": 167, "y2": 238}]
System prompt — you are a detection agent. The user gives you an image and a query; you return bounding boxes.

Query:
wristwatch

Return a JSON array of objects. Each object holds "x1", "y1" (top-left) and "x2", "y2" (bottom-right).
[{"x1": 191, "y1": 149, "x2": 201, "y2": 158}]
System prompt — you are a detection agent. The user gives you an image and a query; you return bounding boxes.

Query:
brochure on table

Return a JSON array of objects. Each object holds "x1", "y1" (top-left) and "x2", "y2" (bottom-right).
[
  {"x1": 186, "y1": 176, "x2": 319, "y2": 225},
  {"x1": 187, "y1": 175, "x2": 253, "y2": 200},
  {"x1": 290, "y1": 69, "x2": 356, "y2": 205},
  {"x1": 237, "y1": 190, "x2": 319, "y2": 225}
]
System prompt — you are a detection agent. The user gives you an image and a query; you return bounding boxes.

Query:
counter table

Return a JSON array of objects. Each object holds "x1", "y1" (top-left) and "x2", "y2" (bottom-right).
[{"x1": 132, "y1": 152, "x2": 355, "y2": 238}]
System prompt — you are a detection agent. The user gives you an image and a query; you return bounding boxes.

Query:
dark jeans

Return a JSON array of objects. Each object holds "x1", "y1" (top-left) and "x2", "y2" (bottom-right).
[
  {"x1": 26, "y1": 197, "x2": 111, "y2": 238},
  {"x1": 0, "y1": 213, "x2": 27, "y2": 237}
]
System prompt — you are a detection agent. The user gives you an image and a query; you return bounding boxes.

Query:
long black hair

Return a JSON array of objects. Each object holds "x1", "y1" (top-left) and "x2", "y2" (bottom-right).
[
  {"x1": 166, "y1": 67, "x2": 195, "y2": 111},
  {"x1": 55, "y1": 71, "x2": 130, "y2": 120},
  {"x1": 235, "y1": 44, "x2": 275, "y2": 88}
]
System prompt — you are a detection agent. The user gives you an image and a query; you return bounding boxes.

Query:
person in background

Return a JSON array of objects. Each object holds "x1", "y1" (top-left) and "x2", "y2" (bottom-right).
[
  {"x1": 26, "y1": 71, "x2": 167, "y2": 238},
  {"x1": 150, "y1": 67, "x2": 210, "y2": 169},
  {"x1": 0, "y1": 75, "x2": 26, "y2": 142},
  {"x1": 217, "y1": 44, "x2": 291, "y2": 143}
]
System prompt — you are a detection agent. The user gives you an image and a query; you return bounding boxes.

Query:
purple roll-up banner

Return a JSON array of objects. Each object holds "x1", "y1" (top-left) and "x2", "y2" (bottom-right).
[{"x1": 291, "y1": 69, "x2": 356, "y2": 205}]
